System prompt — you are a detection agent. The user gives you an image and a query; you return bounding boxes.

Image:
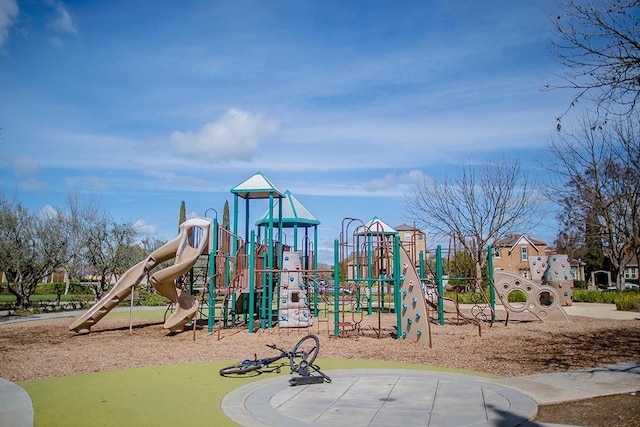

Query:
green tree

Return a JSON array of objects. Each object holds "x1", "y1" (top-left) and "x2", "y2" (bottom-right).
[
  {"x1": 223, "y1": 200, "x2": 230, "y2": 229},
  {"x1": 0, "y1": 194, "x2": 69, "y2": 309},
  {"x1": 179, "y1": 200, "x2": 186, "y2": 230},
  {"x1": 82, "y1": 214, "x2": 139, "y2": 299}
]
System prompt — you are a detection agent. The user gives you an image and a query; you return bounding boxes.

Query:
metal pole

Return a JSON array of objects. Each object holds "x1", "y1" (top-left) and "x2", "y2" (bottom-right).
[
  {"x1": 393, "y1": 236, "x2": 402, "y2": 339},
  {"x1": 248, "y1": 230, "x2": 256, "y2": 333},
  {"x1": 333, "y1": 239, "x2": 340, "y2": 336},
  {"x1": 487, "y1": 245, "x2": 495, "y2": 324},
  {"x1": 436, "y1": 245, "x2": 444, "y2": 325}
]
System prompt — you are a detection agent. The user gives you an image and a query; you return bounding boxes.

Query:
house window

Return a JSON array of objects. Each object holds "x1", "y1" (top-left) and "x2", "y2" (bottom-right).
[
  {"x1": 404, "y1": 232, "x2": 412, "y2": 242},
  {"x1": 520, "y1": 246, "x2": 528, "y2": 261},
  {"x1": 494, "y1": 249, "x2": 501, "y2": 258},
  {"x1": 522, "y1": 271, "x2": 529, "y2": 279},
  {"x1": 417, "y1": 234, "x2": 423, "y2": 241}
]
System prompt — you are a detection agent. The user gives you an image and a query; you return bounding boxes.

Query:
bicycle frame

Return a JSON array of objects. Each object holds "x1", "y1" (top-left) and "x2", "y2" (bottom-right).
[{"x1": 219, "y1": 334, "x2": 328, "y2": 382}]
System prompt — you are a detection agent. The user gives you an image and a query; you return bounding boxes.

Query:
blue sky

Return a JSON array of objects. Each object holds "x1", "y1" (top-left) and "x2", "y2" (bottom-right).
[{"x1": 1, "y1": 0, "x2": 573, "y2": 264}]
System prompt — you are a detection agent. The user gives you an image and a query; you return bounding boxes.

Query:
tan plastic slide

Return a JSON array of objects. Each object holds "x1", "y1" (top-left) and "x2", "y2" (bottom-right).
[{"x1": 69, "y1": 217, "x2": 212, "y2": 334}]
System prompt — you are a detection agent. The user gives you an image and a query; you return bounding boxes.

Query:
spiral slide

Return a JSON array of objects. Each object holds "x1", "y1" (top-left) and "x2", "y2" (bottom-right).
[{"x1": 69, "y1": 217, "x2": 212, "y2": 334}]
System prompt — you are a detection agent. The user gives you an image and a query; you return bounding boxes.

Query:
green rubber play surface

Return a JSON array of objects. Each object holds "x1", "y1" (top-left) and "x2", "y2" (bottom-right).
[{"x1": 19, "y1": 359, "x2": 490, "y2": 426}]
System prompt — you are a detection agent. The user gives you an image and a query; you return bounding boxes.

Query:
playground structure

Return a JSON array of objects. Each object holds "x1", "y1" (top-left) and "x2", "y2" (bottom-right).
[
  {"x1": 69, "y1": 171, "x2": 571, "y2": 343},
  {"x1": 69, "y1": 217, "x2": 212, "y2": 333}
]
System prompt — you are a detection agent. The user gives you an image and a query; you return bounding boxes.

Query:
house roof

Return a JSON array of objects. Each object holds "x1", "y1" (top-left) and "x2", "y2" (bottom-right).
[
  {"x1": 394, "y1": 223, "x2": 424, "y2": 233},
  {"x1": 255, "y1": 190, "x2": 320, "y2": 227},
  {"x1": 493, "y1": 234, "x2": 546, "y2": 254},
  {"x1": 230, "y1": 171, "x2": 285, "y2": 199}
]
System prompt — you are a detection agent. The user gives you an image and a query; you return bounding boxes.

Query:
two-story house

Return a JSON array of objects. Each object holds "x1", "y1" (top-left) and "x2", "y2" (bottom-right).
[{"x1": 492, "y1": 234, "x2": 547, "y2": 279}]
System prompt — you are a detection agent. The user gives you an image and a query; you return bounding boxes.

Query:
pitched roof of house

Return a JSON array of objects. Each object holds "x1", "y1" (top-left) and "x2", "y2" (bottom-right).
[
  {"x1": 493, "y1": 234, "x2": 546, "y2": 253},
  {"x1": 394, "y1": 223, "x2": 422, "y2": 232}
]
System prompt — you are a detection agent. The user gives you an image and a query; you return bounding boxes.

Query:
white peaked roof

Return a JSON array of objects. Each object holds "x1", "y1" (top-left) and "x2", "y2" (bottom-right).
[
  {"x1": 256, "y1": 190, "x2": 320, "y2": 227},
  {"x1": 355, "y1": 216, "x2": 397, "y2": 235},
  {"x1": 230, "y1": 171, "x2": 285, "y2": 199}
]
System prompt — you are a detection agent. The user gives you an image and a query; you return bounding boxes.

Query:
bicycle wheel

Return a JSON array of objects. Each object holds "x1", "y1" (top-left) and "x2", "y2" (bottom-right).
[
  {"x1": 290, "y1": 334, "x2": 320, "y2": 372},
  {"x1": 219, "y1": 361, "x2": 263, "y2": 377}
]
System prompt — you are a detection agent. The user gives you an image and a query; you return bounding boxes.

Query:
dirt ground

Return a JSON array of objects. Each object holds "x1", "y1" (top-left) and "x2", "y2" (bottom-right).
[{"x1": 0, "y1": 311, "x2": 639, "y2": 426}]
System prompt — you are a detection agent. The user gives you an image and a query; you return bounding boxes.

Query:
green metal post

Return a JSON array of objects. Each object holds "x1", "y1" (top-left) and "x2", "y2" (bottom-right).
[
  {"x1": 487, "y1": 245, "x2": 495, "y2": 324},
  {"x1": 333, "y1": 239, "x2": 340, "y2": 336},
  {"x1": 393, "y1": 236, "x2": 402, "y2": 339},
  {"x1": 313, "y1": 225, "x2": 319, "y2": 317},
  {"x1": 261, "y1": 253, "x2": 267, "y2": 330},
  {"x1": 436, "y1": 245, "x2": 444, "y2": 325},
  {"x1": 267, "y1": 193, "x2": 274, "y2": 329},
  {"x1": 248, "y1": 231, "x2": 256, "y2": 333}
]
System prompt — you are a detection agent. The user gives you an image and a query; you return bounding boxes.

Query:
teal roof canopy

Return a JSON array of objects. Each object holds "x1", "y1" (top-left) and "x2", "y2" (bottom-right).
[{"x1": 255, "y1": 190, "x2": 320, "y2": 227}]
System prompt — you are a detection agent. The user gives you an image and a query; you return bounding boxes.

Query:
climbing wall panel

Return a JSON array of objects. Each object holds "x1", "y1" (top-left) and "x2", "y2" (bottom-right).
[
  {"x1": 529, "y1": 255, "x2": 573, "y2": 306},
  {"x1": 398, "y1": 247, "x2": 430, "y2": 344},
  {"x1": 278, "y1": 251, "x2": 312, "y2": 328},
  {"x1": 494, "y1": 270, "x2": 569, "y2": 321}
]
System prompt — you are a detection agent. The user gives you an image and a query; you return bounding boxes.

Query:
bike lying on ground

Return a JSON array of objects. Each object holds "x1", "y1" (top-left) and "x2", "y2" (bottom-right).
[{"x1": 219, "y1": 334, "x2": 331, "y2": 385}]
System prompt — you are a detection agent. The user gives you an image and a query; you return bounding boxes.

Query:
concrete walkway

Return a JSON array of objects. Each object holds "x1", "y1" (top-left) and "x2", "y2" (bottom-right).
[{"x1": 0, "y1": 379, "x2": 33, "y2": 427}]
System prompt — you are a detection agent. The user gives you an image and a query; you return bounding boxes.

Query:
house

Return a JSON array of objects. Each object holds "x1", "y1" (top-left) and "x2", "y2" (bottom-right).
[
  {"x1": 492, "y1": 234, "x2": 547, "y2": 279},
  {"x1": 623, "y1": 257, "x2": 638, "y2": 282},
  {"x1": 394, "y1": 224, "x2": 428, "y2": 265}
]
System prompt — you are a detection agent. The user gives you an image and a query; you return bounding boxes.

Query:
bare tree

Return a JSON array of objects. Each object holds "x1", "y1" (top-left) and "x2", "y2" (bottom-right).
[
  {"x1": 548, "y1": 0, "x2": 640, "y2": 125},
  {"x1": 82, "y1": 212, "x2": 139, "y2": 300},
  {"x1": 405, "y1": 159, "x2": 541, "y2": 286},
  {"x1": 547, "y1": 114, "x2": 640, "y2": 288},
  {"x1": 0, "y1": 194, "x2": 69, "y2": 309}
]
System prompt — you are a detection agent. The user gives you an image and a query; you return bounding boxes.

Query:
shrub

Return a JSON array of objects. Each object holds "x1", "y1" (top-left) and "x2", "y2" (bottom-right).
[
  {"x1": 139, "y1": 290, "x2": 170, "y2": 306},
  {"x1": 573, "y1": 290, "x2": 640, "y2": 312},
  {"x1": 573, "y1": 280, "x2": 587, "y2": 289},
  {"x1": 34, "y1": 283, "x2": 66, "y2": 295}
]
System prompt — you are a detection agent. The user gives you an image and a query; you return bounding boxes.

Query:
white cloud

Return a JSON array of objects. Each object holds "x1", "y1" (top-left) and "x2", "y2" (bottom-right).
[
  {"x1": 364, "y1": 170, "x2": 427, "y2": 192},
  {"x1": 64, "y1": 176, "x2": 108, "y2": 191},
  {"x1": 18, "y1": 179, "x2": 45, "y2": 190},
  {"x1": 169, "y1": 108, "x2": 279, "y2": 163},
  {"x1": 47, "y1": 1, "x2": 77, "y2": 34},
  {"x1": 134, "y1": 219, "x2": 157, "y2": 235},
  {"x1": 0, "y1": 0, "x2": 18, "y2": 47},
  {"x1": 12, "y1": 155, "x2": 38, "y2": 178}
]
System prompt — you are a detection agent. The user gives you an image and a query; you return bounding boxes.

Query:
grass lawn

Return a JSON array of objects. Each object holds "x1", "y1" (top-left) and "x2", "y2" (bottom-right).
[
  {"x1": 19, "y1": 359, "x2": 490, "y2": 427},
  {"x1": 104, "y1": 307, "x2": 167, "y2": 321}
]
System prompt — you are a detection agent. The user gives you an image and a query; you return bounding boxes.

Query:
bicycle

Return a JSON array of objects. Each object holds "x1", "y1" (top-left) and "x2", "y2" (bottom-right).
[{"x1": 219, "y1": 334, "x2": 331, "y2": 385}]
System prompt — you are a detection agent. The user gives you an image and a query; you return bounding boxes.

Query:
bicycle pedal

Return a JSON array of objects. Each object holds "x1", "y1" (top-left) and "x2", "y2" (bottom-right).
[{"x1": 289, "y1": 375, "x2": 325, "y2": 386}]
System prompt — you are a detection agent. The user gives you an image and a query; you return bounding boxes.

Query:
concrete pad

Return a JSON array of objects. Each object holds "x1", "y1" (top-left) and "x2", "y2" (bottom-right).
[
  {"x1": 0, "y1": 378, "x2": 33, "y2": 427},
  {"x1": 221, "y1": 369, "x2": 538, "y2": 427}
]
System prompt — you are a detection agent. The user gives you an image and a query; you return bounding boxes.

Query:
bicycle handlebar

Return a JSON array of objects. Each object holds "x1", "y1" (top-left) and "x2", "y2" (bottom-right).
[{"x1": 266, "y1": 343, "x2": 288, "y2": 353}]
